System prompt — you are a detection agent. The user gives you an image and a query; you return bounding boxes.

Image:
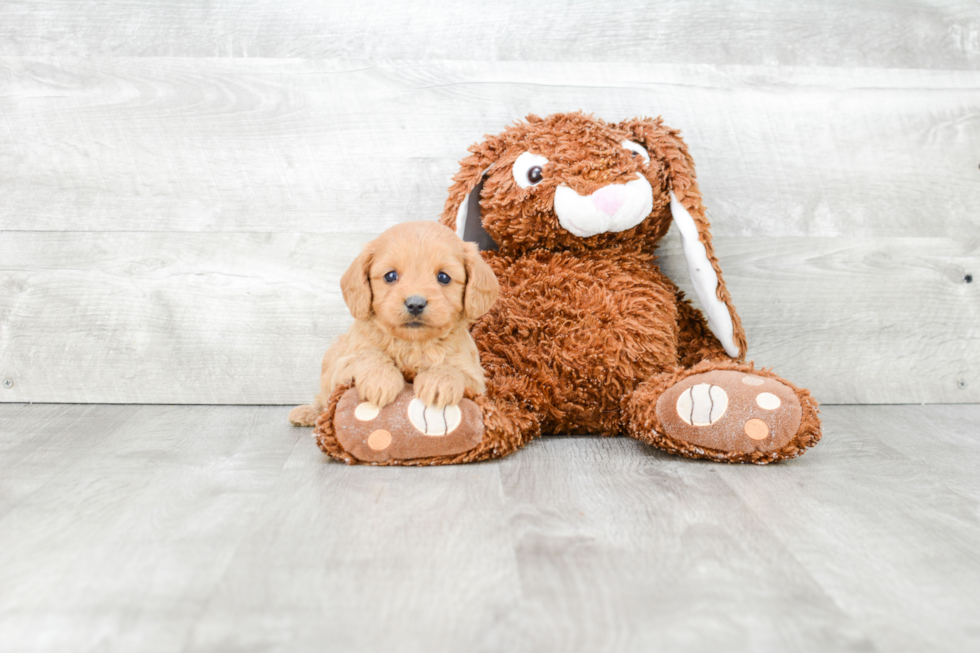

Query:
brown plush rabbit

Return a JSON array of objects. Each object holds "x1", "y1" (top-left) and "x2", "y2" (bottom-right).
[{"x1": 315, "y1": 112, "x2": 822, "y2": 465}]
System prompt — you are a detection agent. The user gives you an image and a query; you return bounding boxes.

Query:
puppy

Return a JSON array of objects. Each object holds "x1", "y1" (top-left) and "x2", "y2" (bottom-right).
[{"x1": 288, "y1": 221, "x2": 499, "y2": 427}]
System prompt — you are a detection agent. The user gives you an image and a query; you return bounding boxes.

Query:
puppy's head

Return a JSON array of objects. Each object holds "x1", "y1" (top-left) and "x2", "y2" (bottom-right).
[{"x1": 340, "y1": 221, "x2": 498, "y2": 341}]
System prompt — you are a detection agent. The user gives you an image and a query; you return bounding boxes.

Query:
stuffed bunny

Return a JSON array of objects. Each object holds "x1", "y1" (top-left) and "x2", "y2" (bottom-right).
[{"x1": 315, "y1": 112, "x2": 822, "y2": 465}]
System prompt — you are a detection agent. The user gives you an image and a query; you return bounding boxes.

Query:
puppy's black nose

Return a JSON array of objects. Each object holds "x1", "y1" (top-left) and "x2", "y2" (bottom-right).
[{"x1": 405, "y1": 295, "x2": 427, "y2": 316}]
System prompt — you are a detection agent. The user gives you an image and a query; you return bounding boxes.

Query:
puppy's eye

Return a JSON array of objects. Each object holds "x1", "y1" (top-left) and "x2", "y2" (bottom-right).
[
  {"x1": 437, "y1": 271, "x2": 451, "y2": 285},
  {"x1": 384, "y1": 270, "x2": 398, "y2": 283},
  {"x1": 512, "y1": 151, "x2": 549, "y2": 189},
  {"x1": 621, "y1": 140, "x2": 651, "y2": 164}
]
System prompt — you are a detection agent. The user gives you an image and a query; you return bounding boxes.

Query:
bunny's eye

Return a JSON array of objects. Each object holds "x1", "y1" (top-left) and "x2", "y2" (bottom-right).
[
  {"x1": 622, "y1": 140, "x2": 651, "y2": 164},
  {"x1": 384, "y1": 270, "x2": 398, "y2": 283},
  {"x1": 437, "y1": 271, "x2": 451, "y2": 285},
  {"x1": 512, "y1": 151, "x2": 549, "y2": 189}
]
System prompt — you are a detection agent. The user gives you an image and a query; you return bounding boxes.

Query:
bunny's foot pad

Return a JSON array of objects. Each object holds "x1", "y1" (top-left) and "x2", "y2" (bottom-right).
[
  {"x1": 656, "y1": 370, "x2": 802, "y2": 457},
  {"x1": 332, "y1": 385, "x2": 484, "y2": 463}
]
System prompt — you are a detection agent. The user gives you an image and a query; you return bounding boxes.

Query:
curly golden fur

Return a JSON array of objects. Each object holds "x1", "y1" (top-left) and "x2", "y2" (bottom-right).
[{"x1": 289, "y1": 221, "x2": 498, "y2": 426}]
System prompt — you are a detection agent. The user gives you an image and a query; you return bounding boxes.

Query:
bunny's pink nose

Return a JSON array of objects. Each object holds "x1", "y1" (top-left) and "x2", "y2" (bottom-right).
[{"x1": 592, "y1": 185, "x2": 626, "y2": 216}]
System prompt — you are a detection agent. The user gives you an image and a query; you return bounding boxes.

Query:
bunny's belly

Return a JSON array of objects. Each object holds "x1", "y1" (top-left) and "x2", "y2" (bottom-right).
[{"x1": 473, "y1": 250, "x2": 680, "y2": 435}]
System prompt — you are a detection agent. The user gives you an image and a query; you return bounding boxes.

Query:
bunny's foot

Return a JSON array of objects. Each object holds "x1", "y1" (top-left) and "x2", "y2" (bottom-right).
[
  {"x1": 626, "y1": 360, "x2": 822, "y2": 464},
  {"x1": 314, "y1": 383, "x2": 537, "y2": 465}
]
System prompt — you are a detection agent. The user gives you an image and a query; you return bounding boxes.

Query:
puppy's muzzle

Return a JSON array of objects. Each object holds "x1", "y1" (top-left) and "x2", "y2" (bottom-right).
[{"x1": 404, "y1": 295, "x2": 427, "y2": 316}]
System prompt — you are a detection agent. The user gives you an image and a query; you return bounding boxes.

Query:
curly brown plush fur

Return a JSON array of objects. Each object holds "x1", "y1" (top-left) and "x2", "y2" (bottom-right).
[{"x1": 314, "y1": 112, "x2": 822, "y2": 465}]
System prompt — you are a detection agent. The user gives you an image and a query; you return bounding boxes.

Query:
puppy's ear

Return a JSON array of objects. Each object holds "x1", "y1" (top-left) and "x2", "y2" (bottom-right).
[
  {"x1": 439, "y1": 134, "x2": 506, "y2": 252},
  {"x1": 462, "y1": 242, "x2": 499, "y2": 320},
  {"x1": 340, "y1": 244, "x2": 374, "y2": 320},
  {"x1": 619, "y1": 116, "x2": 747, "y2": 359}
]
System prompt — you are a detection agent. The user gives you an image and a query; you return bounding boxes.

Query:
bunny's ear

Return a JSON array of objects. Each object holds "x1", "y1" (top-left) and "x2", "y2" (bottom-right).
[
  {"x1": 439, "y1": 136, "x2": 503, "y2": 252},
  {"x1": 619, "y1": 117, "x2": 747, "y2": 359}
]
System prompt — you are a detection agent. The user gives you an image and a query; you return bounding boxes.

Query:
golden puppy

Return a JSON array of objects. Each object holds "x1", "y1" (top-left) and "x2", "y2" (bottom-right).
[{"x1": 289, "y1": 221, "x2": 499, "y2": 427}]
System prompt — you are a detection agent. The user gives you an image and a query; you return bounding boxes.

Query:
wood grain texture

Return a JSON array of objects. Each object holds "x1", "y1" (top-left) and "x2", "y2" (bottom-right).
[
  {"x1": 658, "y1": 236, "x2": 980, "y2": 404},
  {"x1": 1, "y1": 0, "x2": 979, "y2": 69},
  {"x1": 0, "y1": 404, "x2": 304, "y2": 652},
  {"x1": 718, "y1": 405, "x2": 980, "y2": 653},
  {"x1": 2, "y1": 232, "x2": 976, "y2": 404},
  {"x1": 2, "y1": 59, "x2": 979, "y2": 236},
  {"x1": 2, "y1": 403, "x2": 979, "y2": 652},
  {"x1": 0, "y1": 231, "x2": 371, "y2": 404},
  {"x1": 3, "y1": 6, "x2": 979, "y2": 406}
]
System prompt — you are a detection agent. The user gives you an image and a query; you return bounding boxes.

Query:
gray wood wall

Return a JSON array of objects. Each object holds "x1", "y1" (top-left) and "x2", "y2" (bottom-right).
[{"x1": 1, "y1": 1, "x2": 978, "y2": 405}]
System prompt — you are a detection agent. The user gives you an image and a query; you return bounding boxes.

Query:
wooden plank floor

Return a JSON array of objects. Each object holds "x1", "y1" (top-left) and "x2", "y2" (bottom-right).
[{"x1": 1, "y1": 404, "x2": 978, "y2": 652}]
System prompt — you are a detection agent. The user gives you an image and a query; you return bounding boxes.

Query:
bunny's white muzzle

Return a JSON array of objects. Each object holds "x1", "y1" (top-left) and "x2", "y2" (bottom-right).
[{"x1": 553, "y1": 176, "x2": 654, "y2": 238}]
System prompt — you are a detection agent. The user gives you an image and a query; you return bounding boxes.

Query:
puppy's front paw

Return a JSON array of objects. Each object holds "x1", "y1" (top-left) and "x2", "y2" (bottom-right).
[
  {"x1": 288, "y1": 404, "x2": 319, "y2": 427},
  {"x1": 414, "y1": 367, "x2": 465, "y2": 409},
  {"x1": 355, "y1": 367, "x2": 405, "y2": 408}
]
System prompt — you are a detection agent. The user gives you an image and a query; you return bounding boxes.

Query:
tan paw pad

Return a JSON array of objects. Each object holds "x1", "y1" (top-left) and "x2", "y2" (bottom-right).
[
  {"x1": 744, "y1": 419, "x2": 769, "y2": 440},
  {"x1": 367, "y1": 429, "x2": 392, "y2": 450}
]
